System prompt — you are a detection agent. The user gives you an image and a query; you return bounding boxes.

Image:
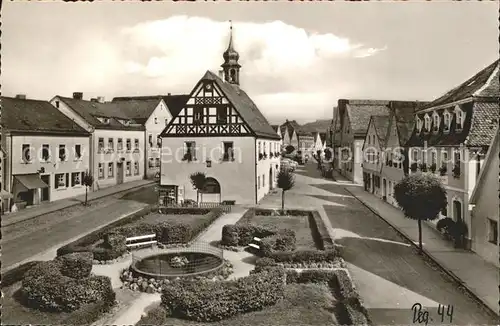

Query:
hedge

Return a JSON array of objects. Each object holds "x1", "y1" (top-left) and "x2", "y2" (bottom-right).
[
  {"x1": 309, "y1": 210, "x2": 335, "y2": 250},
  {"x1": 57, "y1": 206, "x2": 223, "y2": 261},
  {"x1": 221, "y1": 224, "x2": 277, "y2": 247},
  {"x1": 21, "y1": 260, "x2": 116, "y2": 312},
  {"x1": 136, "y1": 306, "x2": 169, "y2": 326},
  {"x1": 61, "y1": 300, "x2": 115, "y2": 325},
  {"x1": 267, "y1": 248, "x2": 339, "y2": 263},
  {"x1": 161, "y1": 268, "x2": 286, "y2": 322},
  {"x1": 1, "y1": 261, "x2": 43, "y2": 289},
  {"x1": 55, "y1": 252, "x2": 93, "y2": 279}
]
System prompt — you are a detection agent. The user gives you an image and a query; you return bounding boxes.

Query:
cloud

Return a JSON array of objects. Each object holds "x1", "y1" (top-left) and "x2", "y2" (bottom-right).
[{"x1": 354, "y1": 46, "x2": 388, "y2": 58}]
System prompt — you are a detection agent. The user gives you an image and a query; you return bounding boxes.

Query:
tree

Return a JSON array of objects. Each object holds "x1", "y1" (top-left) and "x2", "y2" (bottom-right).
[
  {"x1": 189, "y1": 172, "x2": 206, "y2": 204},
  {"x1": 82, "y1": 172, "x2": 94, "y2": 206},
  {"x1": 324, "y1": 148, "x2": 332, "y2": 161},
  {"x1": 277, "y1": 169, "x2": 295, "y2": 211},
  {"x1": 394, "y1": 173, "x2": 447, "y2": 254},
  {"x1": 285, "y1": 145, "x2": 295, "y2": 155}
]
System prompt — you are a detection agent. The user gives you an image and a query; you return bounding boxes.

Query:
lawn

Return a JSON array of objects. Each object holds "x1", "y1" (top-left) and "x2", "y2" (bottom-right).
[
  {"x1": 137, "y1": 283, "x2": 339, "y2": 326},
  {"x1": 240, "y1": 214, "x2": 320, "y2": 250}
]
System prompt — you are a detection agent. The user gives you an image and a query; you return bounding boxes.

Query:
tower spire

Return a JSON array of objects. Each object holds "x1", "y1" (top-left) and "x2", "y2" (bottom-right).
[{"x1": 221, "y1": 20, "x2": 241, "y2": 85}]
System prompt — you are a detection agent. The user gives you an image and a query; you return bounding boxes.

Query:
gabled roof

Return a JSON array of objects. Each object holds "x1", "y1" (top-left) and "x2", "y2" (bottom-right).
[
  {"x1": 282, "y1": 120, "x2": 313, "y2": 136},
  {"x1": 165, "y1": 71, "x2": 279, "y2": 140},
  {"x1": 370, "y1": 115, "x2": 391, "y2": 144},
  {"x1": 111, "y1": 94, "x2": 190, "y2": 118},
  {"x1": 346, "y1": 103, "x2": 391, "y2": 135},
  {"x1": 271, "y1": 125, "x2": 279, "y2": 132},
  {"x1": 1, "y1": 96, "x2": 89, "y2": 135},
  {"x1": 56, "y1": 96, "x2": 144, "y2": 131},
  {"x1": 470, "y1": 126, "x2": 498, "y2": 204},
  {"x1": 466, "y1": 101, "x2": 499, "y2": 147},
  {"x1": 319, "y1": 132, "x2": 327, "y2": 143},
  {"x1": 110, "y1": 98, "x2": 162, "y2": 121},
  {"x1": 390, "y1": 101, "x2": 423, "y2": 146},
  {"x1": 421, "y1": 59, "x2": 499, "y2": 109}
]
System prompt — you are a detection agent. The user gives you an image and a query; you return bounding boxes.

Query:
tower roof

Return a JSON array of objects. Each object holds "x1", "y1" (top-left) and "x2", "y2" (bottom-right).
[{"x1": 222, "y1": 21, "x2": 240, "y2": 65}]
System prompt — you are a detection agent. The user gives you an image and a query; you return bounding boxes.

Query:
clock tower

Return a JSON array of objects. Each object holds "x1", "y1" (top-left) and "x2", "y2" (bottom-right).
[{"x1": 221, "y1": 20, "x2": 241, "y2": 85}]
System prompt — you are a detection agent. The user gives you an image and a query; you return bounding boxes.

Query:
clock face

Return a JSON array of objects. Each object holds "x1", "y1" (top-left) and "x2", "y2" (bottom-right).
[{"x1": 205, "y1": 83, "x2": 212, "y2": 91}]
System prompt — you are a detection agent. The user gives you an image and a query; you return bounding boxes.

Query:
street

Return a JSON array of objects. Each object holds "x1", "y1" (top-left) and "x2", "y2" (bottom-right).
[
  {"x1": 261, "y1": 162, "x2": 498, "y2": 325},
  {"x1": 2, "y1": 186, "x2": 156, "y2": 270}
]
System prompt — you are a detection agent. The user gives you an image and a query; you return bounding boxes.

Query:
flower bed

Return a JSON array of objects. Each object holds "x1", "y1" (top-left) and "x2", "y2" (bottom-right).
[
  {"x1": 119, "y1": 260, "x2": 234, "y2": 293},
  {"x1": 56, "y1": 206, "x2": 223, "y2": 262}
]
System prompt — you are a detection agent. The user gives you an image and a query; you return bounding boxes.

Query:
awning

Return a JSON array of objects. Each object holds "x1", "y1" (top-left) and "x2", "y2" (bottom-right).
[
  {"x1": 0, "y1": 190, "x2": 13, "y2": 199},
  {"x1": 14, "y1": 174, "x2": 49, "y2": 190}
]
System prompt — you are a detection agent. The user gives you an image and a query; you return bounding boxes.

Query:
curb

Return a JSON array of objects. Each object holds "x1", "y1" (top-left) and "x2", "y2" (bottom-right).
[
  {"x1": 3, "y1": 181, "x2": 155, "y2": 227},
  {"x1": 344, "y1": 187, "x2": 499, "y2": 317}
]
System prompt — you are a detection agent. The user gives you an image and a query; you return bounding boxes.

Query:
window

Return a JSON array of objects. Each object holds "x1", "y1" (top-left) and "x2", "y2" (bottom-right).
[
  {"x1": 134, "y1": 162, "x2": 139, "y2": 175},
  {"x1": 148, "y1": 134, "x2": 153, "y2": 147},
  {"x1": 442, "y1": 150, "x2": 448, "y2": 165},
  {"x1": 154, "y1": 117, "x2": 158, "y2": 124},
  {"x1": 216, "y1": 107, "x2": 228, "y2": 123},
  {"x1": 126, "y1": 161, "x2": 132, "y2": 176},
  {"x1": 126, "y1": 139, "x2": 131, "y2": 151},
  {"x1": 59, "y1": 145, "x2": 66, "y2": 161},
  {"x1": 155, "y1": 157, "x2": 160, "y2": 167},
  {"x1": 42, "y1": 144, "x2": 50, "y2": 161},
  {"x1": 433, "y1": 113, "x2": 439, "y2": 131},
  {"x1": 184, "y1": 141, "x2": 196, "y2": 160},
  {"x1": 148, "y1": 157, "x2": 155, "y2": 168},
  {"x1": 55, "y1": 100, "x2": 60, "y2": 108},
  {"x1": 223, "y1": 142, "x2": 234, "y2": 161},
  {"x1": 262, "y1": 174, "x2": 265, "y2": 187},
  {"x1": 416, "y1": 117, "x2": 422, "y2": 132},
  {"x1": 193, "y1": 107, "x2": 204, "y2": 123},
  {"x1": 75, "y1": 144, "x2": 82, "y2": 159},
  {"x1": 71, "y1": 172, "x2": 81, "y2": 186},
  {"x1": 453, "y1": 149, "x2": 461, "y2": 165},
  {"x1": 165, "y1": 119, "x2": 169, "y2": 126},
  {"x1": 257, "y1": 175, "x2": 260, "y2": 189},
  {"x1": 22, "y1": 144, "x2": 31, "y2": 162},
  {"x1": 443, "y1": 111, "x2": 451, "y2": 131},
  {"x1": 54, "y1": 173, "x2": 67, "y2": 189},
  {"x1": 98, "y1": 138, "x2": 104, "y2": 152},
  {"x1": 411, "y1": 149, "x2": 417, "y2": 162},
  {"x1": 258, "y1": 142, "x2": 261, "y2": 154},
  {"x1": 157, "y1": 136, "x2": 161, "y2": 148},
  {"x1": 456, "y1": 109, "x2": 464, "y2": 130},
  {"x1": 108, "y1": 138, "x2": 114, "y2": 152},
  {"x1": 431, "y1": 151, "x2": 437, "y2": 165},
  {"x1": 424, "y1": 114, "x2": 431, "y2": 131},
  {"x1": 134, "y1": 138, "x2": 139, "y2": 150},
  {"x1": 117, "y1": 138, "x2": 123, "y2": 151},
  {"x1": 488, "y1": 219, "x2": 498, "y2": 244},
  {"x1": 98, "y1": 163, "x2": 104, "y2": 179},
  {"x1": 108, "y1": 162, "x2": 114, "y2": 178}
]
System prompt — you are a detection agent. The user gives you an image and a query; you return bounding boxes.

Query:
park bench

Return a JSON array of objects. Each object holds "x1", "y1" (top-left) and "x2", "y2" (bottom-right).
[
  {"x1": 126, "y1": 234, "x2": 157, "y2": 249},
  {"x1": 248, "y1": 237, "x2": 262, "y2": 251}
]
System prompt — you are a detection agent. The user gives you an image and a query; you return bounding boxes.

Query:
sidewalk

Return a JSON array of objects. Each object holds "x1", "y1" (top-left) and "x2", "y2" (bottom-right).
[
  {"x1": 346, "y1": 186, "x2": 500, "y2": 316},
  {"x1": 3, "y1": 179, "x2": 155, "y2": 227}
]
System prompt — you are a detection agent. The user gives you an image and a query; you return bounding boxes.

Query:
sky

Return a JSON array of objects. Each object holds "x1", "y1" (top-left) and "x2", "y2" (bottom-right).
[{"x1": 2, "y1": 2, "x2": 498, "y2": 124}]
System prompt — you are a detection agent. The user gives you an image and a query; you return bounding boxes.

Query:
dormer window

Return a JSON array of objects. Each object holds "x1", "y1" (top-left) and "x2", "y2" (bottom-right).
[
  {"x1": 424, "y1": 114, "x2": 431, "y2": 132},
  {"x1": 416, "y1": 116, "x2": 423, "y2": 132},
  {"x1": 443, "y1": 111, "x2": 451, "y2": 132},
  {"x1": 432, "y1": 112, "x2": 440, "y2": 132},
  {"x1": 455, "y1": 106, "x2": 464, "y2": 130}
]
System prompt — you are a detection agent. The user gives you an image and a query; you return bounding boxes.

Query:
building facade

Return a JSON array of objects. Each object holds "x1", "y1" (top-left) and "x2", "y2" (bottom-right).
[
  {"x1": 405, "y1": 59, "x2": 499, "y2": 249},
  {"x1": 362, "y1": 116, "x2": 389, "y2": 198},
  {"x1": 1, "y1": 96, "x2": 91, "y2": 212},
  {"x1": 469, "y1": 128, "x2": 499, "y2": 266},
  {"x1": 159, "y1": 25, "x2": 281, "y2": 205},
  {"x1": 50, "y1": 94, "x2": 146, "y2": 190}
]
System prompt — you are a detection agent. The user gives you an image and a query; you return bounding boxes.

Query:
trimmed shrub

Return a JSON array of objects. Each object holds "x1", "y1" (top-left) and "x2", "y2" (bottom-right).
[
  {"x1": 220, "y1": 224, "x2": 276, "y2": 247},
  {"x1": 21, "y1": 260, "x2": 115, "y2": 312},
  {"x1": 62, "y1": 300, "x2": 115, "y2": 325},
  {"x1": 309, "y1": 211, "x2": 335, "y2": 250},
  {"x1": 55, "y1": 252, "x2": 93, "y2": 279},
  {"x1": 136, "y1": 306, "x2": 169, "y2": 326},
  {"x1": 159, "y1": 221, "x2": 193, "y2": 243},
  {"x1": 1, "y1": 261, "x2": 43, "y2": 288},
  {"x1": 346, "y1": 304, "x2": 369, "y2": 325},
  {"x1": 221, "y1": 225, "x2": 240, "y2": 246},
  {"x1": 110, "y1": 223, "x2": 160, "y2": 239},
  {"x1": 268, "y1": 249, "x2": 339, "y2": 263},
  {"x1": 335, "y1": 269, "x2": 358, "y2": 300},
  {"x1": 161, "y1": 268, "x2": 285, "y2": 322}
]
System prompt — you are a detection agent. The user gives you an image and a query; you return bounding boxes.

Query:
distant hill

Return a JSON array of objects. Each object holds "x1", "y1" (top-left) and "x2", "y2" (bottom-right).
[{"x1": 301, "y1": 119, "x2": 332, "y2": 133}]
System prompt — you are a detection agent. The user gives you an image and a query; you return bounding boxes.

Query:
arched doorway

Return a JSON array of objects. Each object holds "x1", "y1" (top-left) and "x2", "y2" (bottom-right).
[
  {"x1": 453, "y1": 199, "x2": 462, "y2": 222},
  {"x1": 201, "y1": 177, "x2": 221, "y2": 203},
  {"x1": 269, "y1": 168, "x2": 273, "y2": 190}
]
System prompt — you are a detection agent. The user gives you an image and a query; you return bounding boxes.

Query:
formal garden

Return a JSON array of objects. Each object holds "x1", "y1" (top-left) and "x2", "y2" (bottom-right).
[
  {"x1": 1, "y1": 203, "x2": 227, "y2": 325},
  {"x1": 136, "y1": 206, "x2": 372, "y2": 326}
]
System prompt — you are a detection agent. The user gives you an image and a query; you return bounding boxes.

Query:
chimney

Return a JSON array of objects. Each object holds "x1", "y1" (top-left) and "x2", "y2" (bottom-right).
[
  {"x1": 15, "y1": 94, "x2": 26, "y2": 100},
  {"x1": 167, "y1": 93, "x2": 171, "y2": 96},
  {"x1": 218, "y1": 69, "x2": 224, "y2": 80},
  {"x1": 73, "y1": 92, "x2": 83, "y2": 100},
  {"x1": 97, "y1": 96, "x2": 105, "y2": 103}
]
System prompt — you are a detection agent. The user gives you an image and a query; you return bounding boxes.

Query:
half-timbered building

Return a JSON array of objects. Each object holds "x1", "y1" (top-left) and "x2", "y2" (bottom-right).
[{"x1": 159, "y1": 25, "x2": 281, "y2": 205}]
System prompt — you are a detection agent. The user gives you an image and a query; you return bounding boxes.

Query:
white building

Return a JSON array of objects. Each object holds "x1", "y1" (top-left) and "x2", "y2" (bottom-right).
[
  {"x1": 159, "y1": 24, "x2": 281, "y2": 205},
  {"x1": 2, "y1": 95, "x2": 91, "y2": 211},
  {"x1": 50, "y1": 93, "x2": 145, "y2": 190}
]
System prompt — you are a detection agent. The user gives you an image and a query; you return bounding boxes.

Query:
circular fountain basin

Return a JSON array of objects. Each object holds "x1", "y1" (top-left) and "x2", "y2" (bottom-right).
[{"x1": 132, "y1": 251, "x2": 224, "y2": 280}]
